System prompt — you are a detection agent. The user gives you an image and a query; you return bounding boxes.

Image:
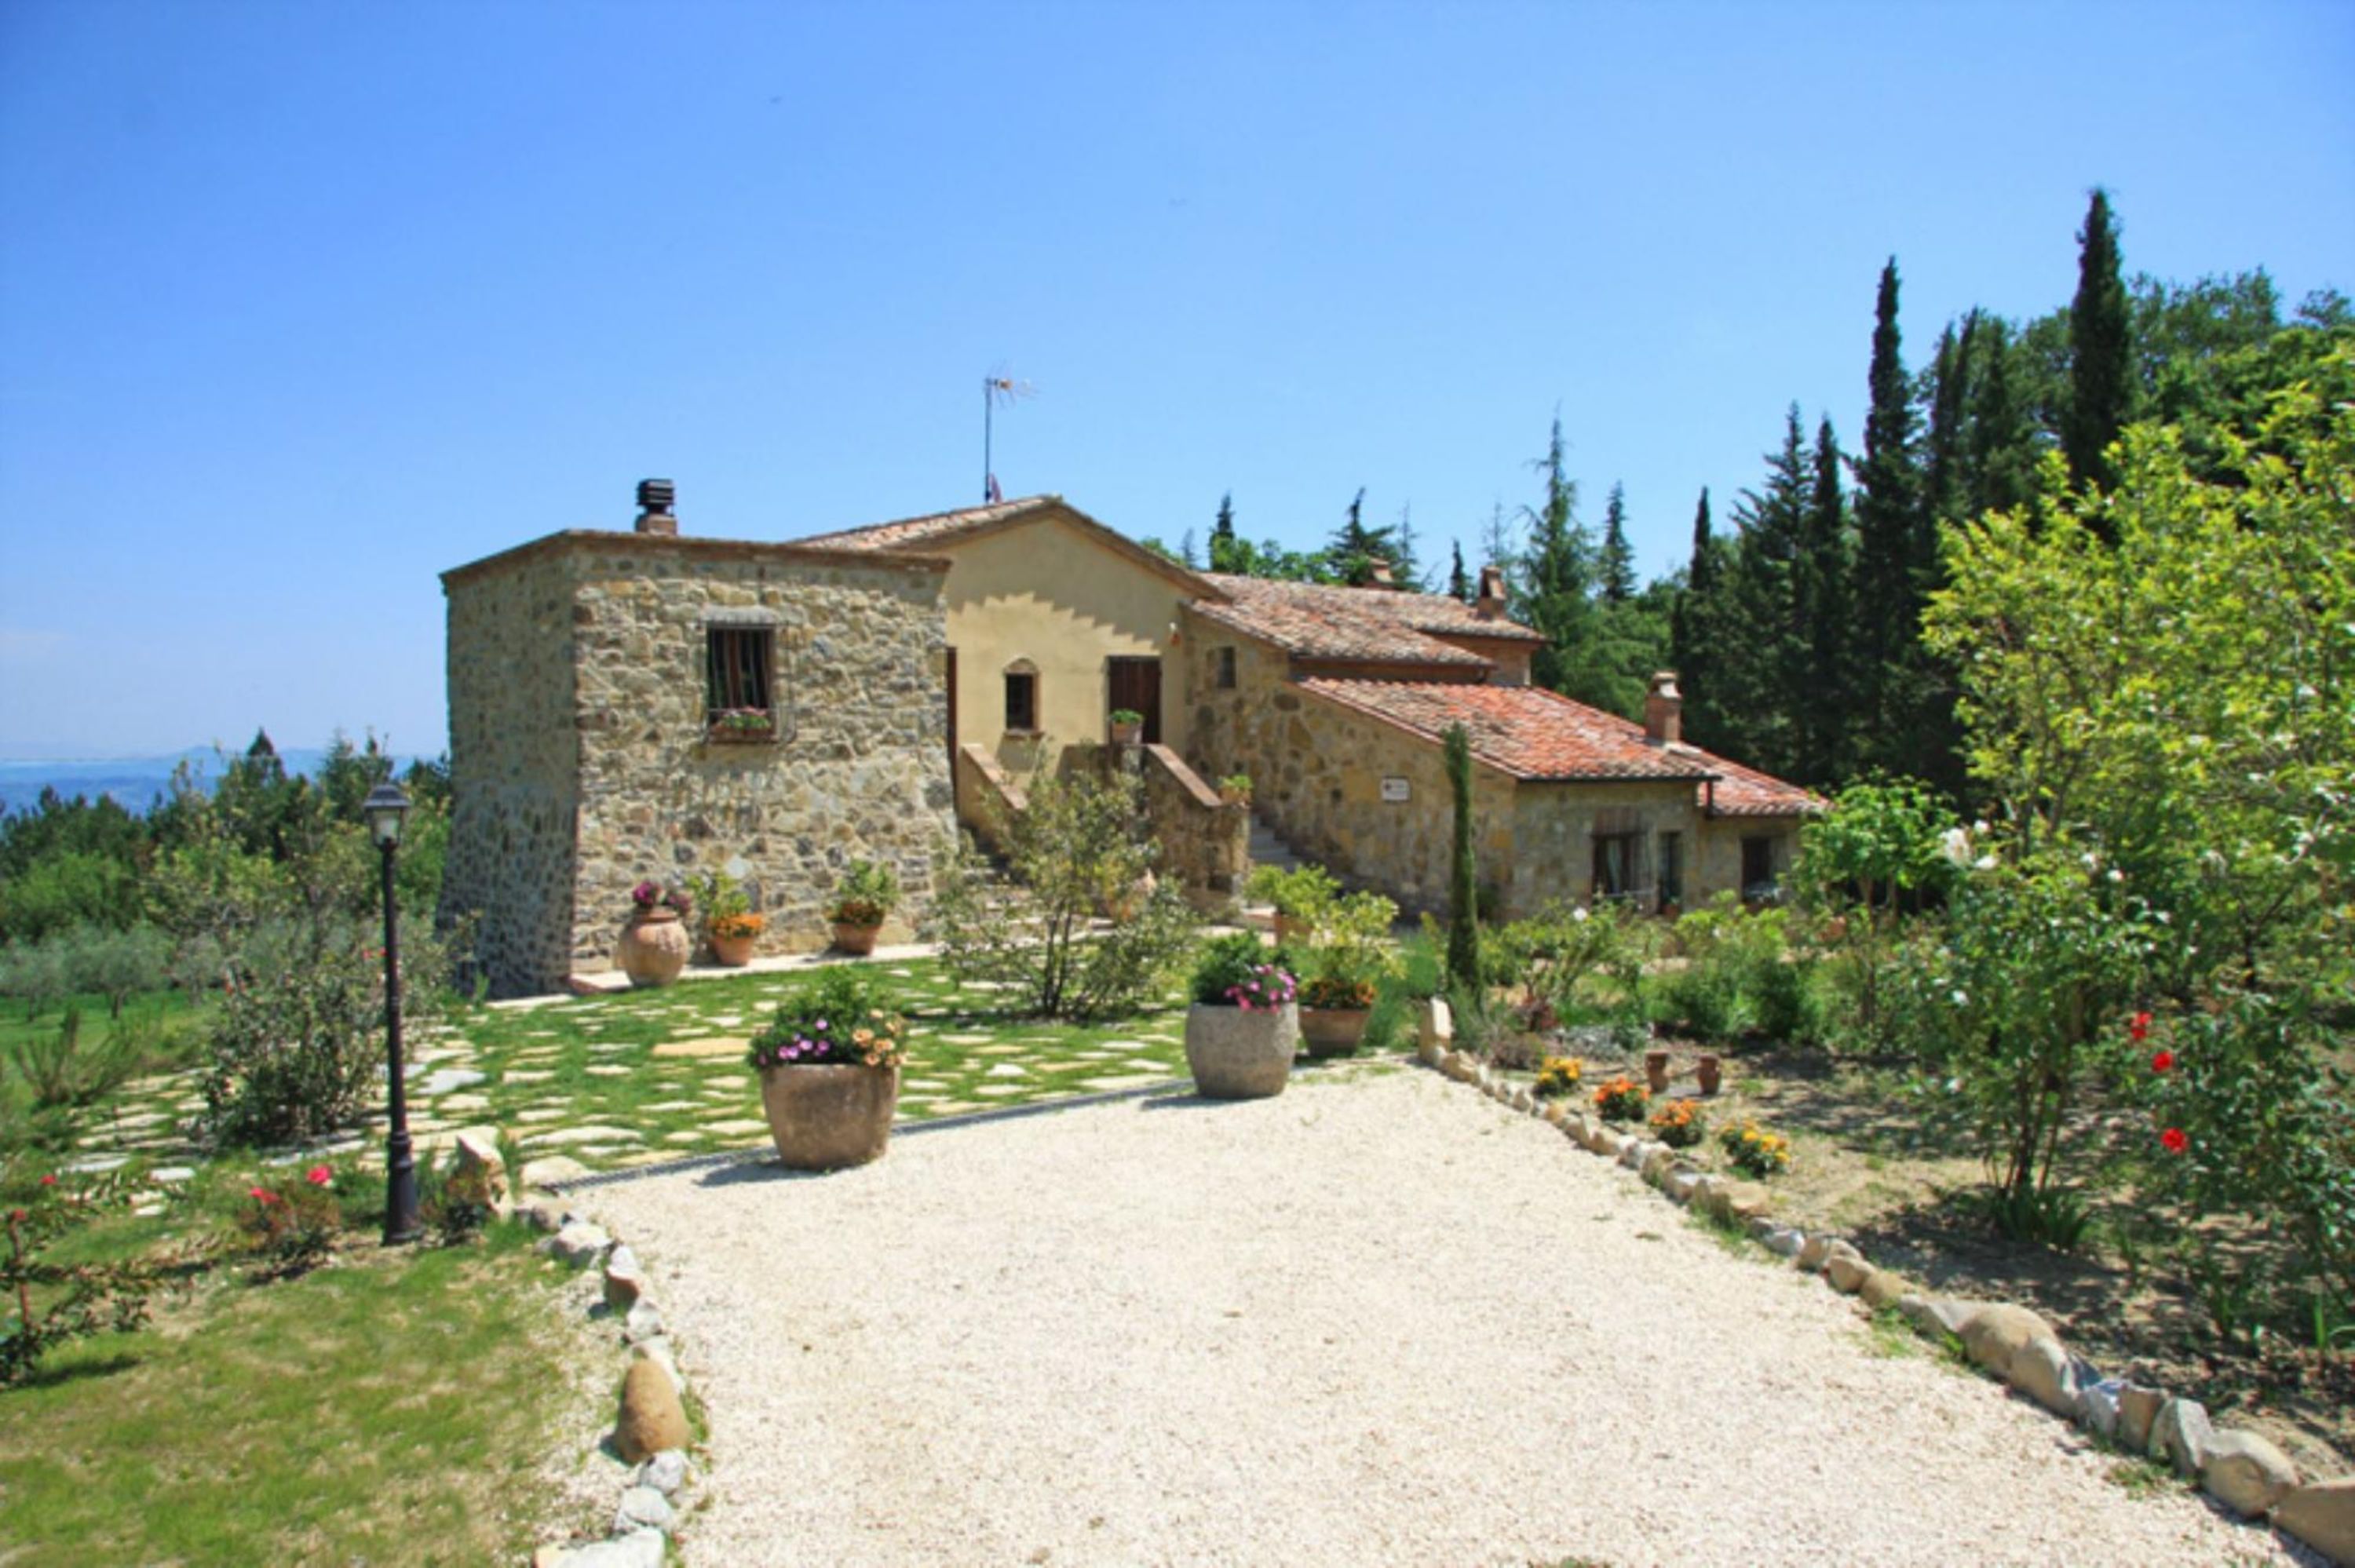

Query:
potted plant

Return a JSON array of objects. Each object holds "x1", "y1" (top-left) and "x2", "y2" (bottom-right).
[
  {"x1": 1297, "y1": 889, "x2": 1398, "y2": 1056},
  {"x1": 1592, "y1": 1074, "x2": 1649, "y2": 1124},
  {"x1": 692, "y1": 870, "x2": 765, "y2": 966},
  {"x1": 1247, "y1": 861, "x2": 1338, "y2": 946},
  {"x1": 827, "y1": 859, "x2": 900, "y2": 956},
  {"x1": 707, "y1": 706, "x2": 777, "y2": 744},
  {"x1": 1108, "y1": 708, "x2": 1145, "y2": 746},
  {"x1": 1182, "y1": 932, "x2": 1299, "y2": 1099},
  {"x1": 1218, "y1": 772, "x2": 1252, "y2": 808},
  {"x1": 615, "y1": 880, "x2": 694, "y2": 988},
  {"x1": 746, "y1": 968, "x2": 907, "y2": 1170}
]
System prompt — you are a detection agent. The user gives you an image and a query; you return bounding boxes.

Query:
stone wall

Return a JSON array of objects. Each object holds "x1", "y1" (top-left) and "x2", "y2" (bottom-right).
[
  {"x1": 568, "y1": 545, "x2": 954, "y2": 972},
  {"x1": 440, "y1": 549, "x2": 582, "y2": 994},
  {"x1": 1137, "y1": 744, "x2": 1248, "y2": 913},
  {"x1": 444, "y1": 534, "x2": 955, "y2": 995}
]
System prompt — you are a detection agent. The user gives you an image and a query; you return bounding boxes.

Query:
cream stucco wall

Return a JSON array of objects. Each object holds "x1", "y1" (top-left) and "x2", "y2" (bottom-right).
[{"x1": 937, "y1": 510, "x2": 1197, "y2": 774}]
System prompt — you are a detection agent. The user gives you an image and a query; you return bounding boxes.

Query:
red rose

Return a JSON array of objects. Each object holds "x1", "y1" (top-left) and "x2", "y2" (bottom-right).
[
  {"x1": 2160, "y1": 1128, "x2": 2188, "y2": 1154},
  {"x1": 2129, "y1": 1011, "x2": 2152, "y2": 1042},
  {"x1": 2150, "y1": 1050, "x2": 2174, "y2": 1074},
  {"x1": 305, "y1": 1165, "x2": 333, "y2": 1187},
  {"x1": 250, "y1": 1187, "x2": 279, "y2": 1204},
  {"x1": 38, "y1": 1174, "x2": 57, "y2": 1187}
]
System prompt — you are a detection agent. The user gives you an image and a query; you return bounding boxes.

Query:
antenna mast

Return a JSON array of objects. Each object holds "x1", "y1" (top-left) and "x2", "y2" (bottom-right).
[{"x1": 982, "y1": 369, "x2": 1035, "y2": 503}]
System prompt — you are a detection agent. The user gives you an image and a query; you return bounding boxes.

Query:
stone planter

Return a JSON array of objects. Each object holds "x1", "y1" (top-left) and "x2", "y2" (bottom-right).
[
  {"x1": 1183, "y1": 1002, "x2": 1298, "y2": 1099},
  {"x1": 1298, "y1": 1006, "x2": 1371, "y2": 1057},
  {"x1": 757, "y1": 1063, "x2": 899, "y2": 1171},
  {"x1": 1645, "y1": 1048, "x2": 1672, "y2": 1096},
  {"x1": 617, "y1": 910, "x2": 690, "y2": 988},
  {"x1": 709, "y1": 932, "x2": 758, "y2": 968},
  {"x1": 1696, "y1": 1052, "x2": 1722, "y2": 1096},
  {"x1": 831, "y1": 921, "x2": 882, "y2": 956}
]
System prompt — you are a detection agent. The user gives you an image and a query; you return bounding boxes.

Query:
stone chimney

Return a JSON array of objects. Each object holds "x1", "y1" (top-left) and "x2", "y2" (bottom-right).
[
  {"x1": 1645, "y1": 671, "x2": 1683, "y2": 744},
  {"x1": 1365, "y1": 557, "x2": 1396, "y2": 589},
  {"x1": 634, "y1": 478, "x2": 677, "y2": 536},
  {"x1": 1473, "y1": 564, "x2": 1508, "y2": 620}
]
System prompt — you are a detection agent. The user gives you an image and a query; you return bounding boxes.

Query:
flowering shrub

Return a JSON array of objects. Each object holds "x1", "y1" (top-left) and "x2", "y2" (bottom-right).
[
  {"x1": 1299, "y1": 889, "x2": 1399, "y2": 1012},
  {"x1": 630, "y1": 881, "x2": 692, "y2": 917},
  {"x1": 1649, "y1": 1098, "x2": 1707, "y2": 1149},
  {"x1": 709, "y1": 911, "x2": 765, "y2": 941},
  {"x1": 1592, "y1": 1076, "x2": 1648, "y2": 1123},
  {"x1": 2, "y1": 1169, "x2": 170, "y2": 1386},
  {"x1": 1190, "y1": 933, "x2": 1298, "y2": 1011},
  {"x1": 1720, "y1": 1120, "x2": 1792, "y2": 1177},
  {"x1": 1533, "y1": 1056, "x2": 1584, "y2": 1099},
  {"x1": 748, "y1": 968, "x2": 908, "y2": 1070},
  {"x1": 827, "y1": 859, "x2": 901, "y2": 928},
  {"x1": 1299, "y1": 974, "x2": 1375, "y2": 1010},
  {"x1": 236, "y1": 1163, "x2": 343, "y2": 1272}
]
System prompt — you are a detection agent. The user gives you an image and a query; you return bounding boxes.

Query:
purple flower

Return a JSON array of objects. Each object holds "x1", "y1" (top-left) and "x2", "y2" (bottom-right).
[{"x1": 816, "y1": 1019, "x2": 829, "y2": 1031}]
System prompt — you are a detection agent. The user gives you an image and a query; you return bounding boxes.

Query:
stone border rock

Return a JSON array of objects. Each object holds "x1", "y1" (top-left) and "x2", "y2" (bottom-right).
[
  {"x1": 517, "y1": 1173, "x2": 699, "y2": 1567},
  {"x1": 1412, "y1": 1022, "x2": 2351, "y2": 1566}
]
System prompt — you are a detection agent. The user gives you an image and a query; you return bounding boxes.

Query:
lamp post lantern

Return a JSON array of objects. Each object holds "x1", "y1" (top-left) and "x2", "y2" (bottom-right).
[{"x1": 366, "y1": 780, "x2": 419, "y2": 1245}]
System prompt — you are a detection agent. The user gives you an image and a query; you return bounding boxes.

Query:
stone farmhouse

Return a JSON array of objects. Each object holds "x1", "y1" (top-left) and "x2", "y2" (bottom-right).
[{"x1": 440, "y1": 483, "x2": 1817, "y2": 995}]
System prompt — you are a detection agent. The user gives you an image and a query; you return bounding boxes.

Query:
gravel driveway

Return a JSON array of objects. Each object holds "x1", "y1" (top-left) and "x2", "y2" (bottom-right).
[{"x1": 582, "y1": 1065, "x2": 2302, "y2": 1567}]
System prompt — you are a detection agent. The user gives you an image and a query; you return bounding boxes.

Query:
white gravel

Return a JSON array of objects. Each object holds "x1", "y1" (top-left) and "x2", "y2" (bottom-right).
[{"x1": 582, "y1": 1066, "x2": 2303, "y2": 1567}]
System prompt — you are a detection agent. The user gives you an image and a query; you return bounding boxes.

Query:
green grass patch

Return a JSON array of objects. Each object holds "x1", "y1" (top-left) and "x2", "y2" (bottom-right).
[{"x1": 0, "y1": 1223, "x2": 590, "y2": 1566}]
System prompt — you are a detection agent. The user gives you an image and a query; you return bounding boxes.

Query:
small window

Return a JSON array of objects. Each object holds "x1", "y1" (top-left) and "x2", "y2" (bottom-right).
[
  {"x1": 1215, "y1": 646, "x2": 1237, "y2": 690},
  {"x1": 1592, "y1": 832, "x2": 1642, "y2": 903},
  {"x1": 1004, "y1": 667, "x2": 1038, "y2": 732},
  {"x1": 706, "y1": 626, "x2": 773, "y2": 730},
  {"x1": 1657, "y1": 831, "x2": 1685, "y2": 910}
]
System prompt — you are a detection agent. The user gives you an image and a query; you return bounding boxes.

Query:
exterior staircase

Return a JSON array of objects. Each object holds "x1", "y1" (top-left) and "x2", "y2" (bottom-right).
[{"x1": 1241, "y1": 811, "x2": 1305, "y2": 930}]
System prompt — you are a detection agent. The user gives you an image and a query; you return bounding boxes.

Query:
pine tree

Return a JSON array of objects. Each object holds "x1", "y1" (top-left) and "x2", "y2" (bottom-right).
[
  {"x1": 2064, "y1": 187, "x2": 2131, "y2": 498},
  {"x1": 1328, "y1": 487, "x2": 1404, "y2": 585},
  {"x1": 1178, "y1": 528, "x2": 1199, "y2": 569},
  {"x1": 1390, "y1": 503, "x2": 1427, "y2": 590},
  {"x1": 1448, "y1": 539, "x2": 1470, "y2": 601},
  {"x1": 1851, "y1": 257, "x2": 1922, "y2": 762},
  {"x1": 1598, "y1": 483, "x2": 1636, "y2": 603},
  {"x1": 1520, "y1": 418, "x2": 1594, "y2": 694},
  {"x1": 1444, "y1": 723, "x2": 1481, "y2": 986},
  {"x1": 1209, "y1": 492, "x2": 1242, "y2": 574},
  {"x1": 1718, "y1": 407, "x2": 1812, "y2": 778},
  {"x1": 1965, "y1": 316, "x2": 2033, "y2": 521}
]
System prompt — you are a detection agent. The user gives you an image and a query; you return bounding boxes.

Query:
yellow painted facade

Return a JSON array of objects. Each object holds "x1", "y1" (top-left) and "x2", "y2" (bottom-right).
[{"x1": 933, "y1": 507, "x2": 1201, "y2": 773}]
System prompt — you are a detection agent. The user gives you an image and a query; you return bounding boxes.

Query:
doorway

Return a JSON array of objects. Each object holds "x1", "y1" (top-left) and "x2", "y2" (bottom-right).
[{"x1": 1107, "y1": 656, "x2": 1163, "y2": 745}]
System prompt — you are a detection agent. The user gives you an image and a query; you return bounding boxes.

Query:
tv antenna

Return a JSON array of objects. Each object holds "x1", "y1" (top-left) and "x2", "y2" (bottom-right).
[{"x1": 982, "y1": 367, "x2": 1036, "y2": 503}]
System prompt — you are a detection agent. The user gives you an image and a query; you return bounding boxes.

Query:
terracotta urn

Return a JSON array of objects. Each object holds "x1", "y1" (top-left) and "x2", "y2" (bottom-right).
[
  {"x1": 831, "y1": 921, "x2": 882, "y2": 956},
  {"x1": 1644, "y1": 1048, "x2": 1673, "y2": 1096},
  {"x1": 1183, "y1": 1001, "x2": 1299, "y2": 1099},
  {"x1": 1696, "y1": 1052, "x2": 1722, "y2": 1096},
  {"x1": 757, "y1": 1063, "x2": 899, "y2": 1171},
  {"x1": 617, "y1": 908, "x2": 690, "y2": 988},
  {"x1": 1298, "y1": 1006, "x2": 1371, "y2": 1057}
]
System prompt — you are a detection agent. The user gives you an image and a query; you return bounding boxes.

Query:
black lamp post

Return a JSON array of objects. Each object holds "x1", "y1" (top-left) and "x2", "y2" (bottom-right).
[{"x1": 365, "y1": 780, "x2": 419, "y2": 1245}]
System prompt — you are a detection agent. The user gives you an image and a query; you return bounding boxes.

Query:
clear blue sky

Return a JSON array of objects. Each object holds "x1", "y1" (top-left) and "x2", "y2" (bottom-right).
[{"x1": 2, "y1": 0, "x2": 2349, "y2": 760}]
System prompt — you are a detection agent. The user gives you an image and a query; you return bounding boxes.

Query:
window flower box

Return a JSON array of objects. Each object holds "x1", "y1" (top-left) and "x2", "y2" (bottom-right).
[{"x1": 706, "y1": 707, "x2": 777, "y2": 745}]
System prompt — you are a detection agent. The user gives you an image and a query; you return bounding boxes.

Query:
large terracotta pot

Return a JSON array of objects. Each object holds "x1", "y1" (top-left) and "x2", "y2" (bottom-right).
[
  {"x1": 617, "y1": 909, "x2": 690, "y2": 988},
  {"x1": 757, "y1": 1063, "x2": 900, "y2": 1171},
  {"x1": 1184, "y1": 1002, "x2": 1298, "y2": 1099},
  {"x1": 1298, "y1": 1006, "x2": 1371, "y2": 1057},
  {"x1": 831, "y1": 921, "x2": 882, "y2": 956},
  {"x1": 1645, "y1": 1048, "x2": 1673, "y2": 1096},
  {"x1": 1696, "y1": 1052, "x2": 1722, "y2": 1096},
  {"x1": 710, "y1": 932, "x2": 758, "y2": 968}
]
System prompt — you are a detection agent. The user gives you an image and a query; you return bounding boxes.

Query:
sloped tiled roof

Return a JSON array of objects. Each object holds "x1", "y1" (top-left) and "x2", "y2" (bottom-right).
[
  {"x1": 1297, "y1": 678, "x2": 1822, "y2": 815},
  {"x1": 1191, "y1": 574, "x2": 1545, "y2": 669},
  {"x1": 792, "y1": 495, "x2": 1061, "y2": 552}
]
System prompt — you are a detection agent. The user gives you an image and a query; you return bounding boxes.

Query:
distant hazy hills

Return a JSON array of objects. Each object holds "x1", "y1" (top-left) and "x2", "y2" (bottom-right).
[{"x1": 0, "y1": 747, "x2": 422, "y2": 814}]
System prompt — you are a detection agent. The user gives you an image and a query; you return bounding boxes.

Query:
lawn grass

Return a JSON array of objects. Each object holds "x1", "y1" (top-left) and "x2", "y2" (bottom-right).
[{"x1": 0, "y1": 1222, "x2": 597, "y2": 1566}]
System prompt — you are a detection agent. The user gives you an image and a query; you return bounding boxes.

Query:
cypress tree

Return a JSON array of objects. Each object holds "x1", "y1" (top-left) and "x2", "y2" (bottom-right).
[
  {"x1": 2064, "y1": 187, "x2": 2131, "y2": 498},
  {"x1": 1966, "y1": 317, "x2": 2032, "y2": 520},
  {"x1": 1670, "y1": 487, "x2": 1725, "y2": 746},
  {"x1": 1598, "y1": 482, "x2": 1636, "y2": 603},
  {"x1": 1851, "y1": 257, "x2": 1922, "y2": 758},
  {"x1": 1209, "y1": 491, "x2": 1240, "y2": 573},
  {"x1": 1792, "y1": 416, "x2": 1852, "y2": 783},
  {"x1": 1448, "y1": 539, "x2": 1470, "y2": 601},
  {"x1": 1922, "y1": 319, "x2": 1971, "y2": 531},
  {"x1": 1444, "y1": 723, "x2": 1481, "y2": 989},
  {"x1": 1718, "y1": 407, "x2": 1811, "y2": 778}
]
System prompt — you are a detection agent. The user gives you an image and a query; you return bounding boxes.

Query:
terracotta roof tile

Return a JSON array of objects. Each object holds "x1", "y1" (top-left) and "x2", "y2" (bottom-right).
[
  {"x1": 792, "y1": 495, "x2": 1060, "y2": 552},
  {"x1": 1297, "y1": 678, "x2": 1822, "y2": 815},
  {"x1": 1192, "y1": 574, "x2": 1544, "y2": 669}
]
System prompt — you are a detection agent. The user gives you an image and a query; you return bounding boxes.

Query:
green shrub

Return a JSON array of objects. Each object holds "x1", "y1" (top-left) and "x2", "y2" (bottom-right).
[
  {"x1": 6, "y1": 1007, "x2": 151, "y2": 1110},
  {"x1": 1751, "y1": 954, "x2": 1827, "y2": 1044},
  {"x1": 0, "y1": 938, "x2": 70, "y2": 1019},
  {"x1": 2, "y1": 1169, "x2": 170, "y2": 1385},
  {"x1": 1246, "y1": 862, "x2": 1338, "y2": 921},
  {"x1": 420, "y1": 1161, "x2": 499, "y2": 1248},
  {"x1": 0, "y1": 850, "x2": 139, "y2": 944},
  {"x1": 1299, "y1": 890, "x2": 1398, "y2": 1010},
  {"x1": 1657, "y1": 964, "x2": 1742, "y2": 1043}
]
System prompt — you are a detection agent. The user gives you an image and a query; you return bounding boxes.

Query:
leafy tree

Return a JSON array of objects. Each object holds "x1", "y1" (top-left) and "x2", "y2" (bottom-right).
[
  {"x1": 1793, "y1": 775, "x2": 1960, "y2": 1042},
  {"x1": 2063, "y1": 187, "x2": 2131, "y2": 496}
]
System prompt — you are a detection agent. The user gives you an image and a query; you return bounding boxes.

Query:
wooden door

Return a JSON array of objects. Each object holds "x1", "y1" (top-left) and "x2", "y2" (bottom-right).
[{"x1": 1107, "y1": 657, "x2": 1163, "y2": 744}]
